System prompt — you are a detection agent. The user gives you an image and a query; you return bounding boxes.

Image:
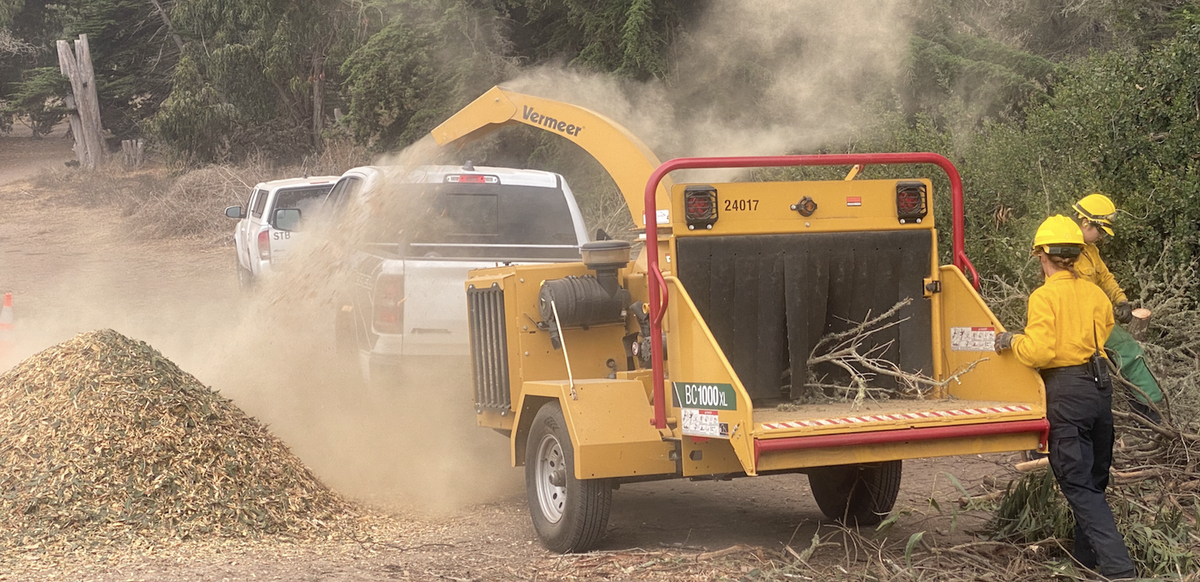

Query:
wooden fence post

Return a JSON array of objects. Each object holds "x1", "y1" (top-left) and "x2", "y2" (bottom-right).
[
  {"x1": 62, "y1": 95, "x2": 86, "y2": 164},
  {"x1": 57, "y1": 34, "x2": 105, "y2": 170},
  {"x1": 121, "y1": 139, "x2": 144, "y2": 168}
]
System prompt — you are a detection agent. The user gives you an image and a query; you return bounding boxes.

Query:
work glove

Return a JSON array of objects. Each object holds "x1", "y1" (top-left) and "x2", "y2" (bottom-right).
[
  {"x1": 994, "y1": 331, "x2": 1014, "y2": 354},
  {"x1": 1114, "y1": 301, "x2": 1134, "y2": 325}
]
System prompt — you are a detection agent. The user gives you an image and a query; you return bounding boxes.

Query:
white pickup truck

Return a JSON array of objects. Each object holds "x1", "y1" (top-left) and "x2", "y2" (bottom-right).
[
  {"x1": 326, "y1": 164, "x2": 590, "y2": 387},
  {"x1": 224, "y1": 176, "x2": 338, "y2": 287}
]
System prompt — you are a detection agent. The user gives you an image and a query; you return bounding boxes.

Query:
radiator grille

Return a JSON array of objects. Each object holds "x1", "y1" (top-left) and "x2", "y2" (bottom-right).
[{"x1": 467, "y1": 283, "x2": 511, "y2": 410}]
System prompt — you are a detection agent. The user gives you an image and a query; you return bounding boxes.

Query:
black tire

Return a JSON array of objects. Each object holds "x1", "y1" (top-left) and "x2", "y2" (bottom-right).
[
  {"x1": 807, "y1": 460, "x2": 902, "y2": 526},
  {"x1": 525, "y1": 401, "x2": 612, "y2": 553}
]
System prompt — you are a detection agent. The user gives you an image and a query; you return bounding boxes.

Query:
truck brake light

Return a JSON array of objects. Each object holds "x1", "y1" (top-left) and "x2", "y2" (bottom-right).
[
  {"x1": 896, "y1": 181, "x2": 928, "y2": 224},
  {"x1": 683, "y1": 185, "x2": 718, "y2": 230},
  {"x1": 445, "y1": 174, "x2": 499, "y2": 184},
  {"x1": 373, "y1": 275, "x2": 405, "y2": 334},
  {"x1": 257, "y1": 230, "x2": 271, "y2": 261}
]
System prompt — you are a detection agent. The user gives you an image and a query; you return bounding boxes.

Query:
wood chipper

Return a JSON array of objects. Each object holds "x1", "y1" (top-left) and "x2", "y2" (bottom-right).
[{"x1": 431, "y1": 87, "x2": 1049, "y2": 553}]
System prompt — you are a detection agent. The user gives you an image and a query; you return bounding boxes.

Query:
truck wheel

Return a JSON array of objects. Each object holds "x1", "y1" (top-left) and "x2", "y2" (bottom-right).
[
  {"x1": 525, "y1": 401, "x2": 612, "y2": 553},
  {"x1": 807, "y1": 460, "x2": 902, "y2": 526},
  {"x1": 235, "y1": 260, "x2": 253, "y2": 291}
]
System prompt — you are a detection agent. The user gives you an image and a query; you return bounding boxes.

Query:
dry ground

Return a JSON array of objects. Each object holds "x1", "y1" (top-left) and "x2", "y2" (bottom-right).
[{"x1": 0, "y1": 131, "x2": 1028, "y2": 581}]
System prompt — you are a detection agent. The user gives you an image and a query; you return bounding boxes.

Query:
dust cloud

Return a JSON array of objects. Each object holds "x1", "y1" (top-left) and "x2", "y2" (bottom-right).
[
  {"x1": 190, "y1": 138, "x2": 523, "y2": 515},
  {"x1": 506, "y1": 0, "x2": 912, "y2": 168},
  {"x1": 0, "y1": 137, "x2": 522, "y2": 518}
]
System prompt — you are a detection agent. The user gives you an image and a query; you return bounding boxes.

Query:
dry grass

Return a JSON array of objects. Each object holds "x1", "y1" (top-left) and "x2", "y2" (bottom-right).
[{"x1": 28, "y1": 138, "x2": 371, "y2": 246}]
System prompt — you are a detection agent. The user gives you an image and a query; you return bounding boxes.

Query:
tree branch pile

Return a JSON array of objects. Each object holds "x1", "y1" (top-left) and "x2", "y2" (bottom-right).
[
  {"x1": 1131, "y1": 246, "x2": 1200, "y2": 423},
  {"x1": 801, "y1": 298, "x2": 985, "y2": 404}
]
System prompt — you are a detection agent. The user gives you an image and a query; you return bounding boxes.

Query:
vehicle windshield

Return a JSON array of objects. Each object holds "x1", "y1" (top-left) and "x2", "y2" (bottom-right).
[{"x1": 367, "y1": 183, "x2": 581, "y2": 259}]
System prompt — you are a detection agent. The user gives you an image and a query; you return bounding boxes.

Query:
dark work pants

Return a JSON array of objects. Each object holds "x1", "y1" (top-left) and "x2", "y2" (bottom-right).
[
  {"x1": 1043, "y1": 366, "x2": 1136, "y2": 579},
  {"x1": 1127, "y1": 398, "x2": 1162, "y2": 425}
]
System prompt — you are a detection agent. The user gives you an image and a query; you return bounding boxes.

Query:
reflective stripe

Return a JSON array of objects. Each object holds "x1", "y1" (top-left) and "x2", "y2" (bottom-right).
[{"x1": 760, "y1": 404, "x2": 1033, "y2": 431}]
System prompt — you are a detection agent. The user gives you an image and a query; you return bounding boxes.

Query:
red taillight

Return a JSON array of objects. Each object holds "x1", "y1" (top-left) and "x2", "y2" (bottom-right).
[
  {"x1": 686, "y1": 195, "x2": 711, "y2": 217},
  {"x1": 683, "y1": 185, "x2": 718, "y2": 230},
  {"x1": 896, "y1": 181, "x2": 928, "y2": 223},
  {"x1": 257, "y1": 230, "x2": 271, "y2": 261},
  {"x1": 373, "y1": 275, "x2": 405, "y2": 334}
]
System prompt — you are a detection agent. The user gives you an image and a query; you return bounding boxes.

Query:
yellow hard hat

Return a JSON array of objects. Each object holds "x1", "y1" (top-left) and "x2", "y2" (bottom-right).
[
  {"x1": 1033, "y1": 215, "x2": 1085, "y2": 257},
  {"x1": 1072, "y1": 193, "x2": 1117, "y2": 236}
]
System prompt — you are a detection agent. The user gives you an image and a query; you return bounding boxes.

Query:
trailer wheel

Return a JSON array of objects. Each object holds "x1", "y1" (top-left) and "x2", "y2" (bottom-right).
[
  {"x1": 808, "y1": 460, "x2": 902, "y2": 526},
  {"x1": 525, "y1": 401, "x2": 612, "y2": 553}
]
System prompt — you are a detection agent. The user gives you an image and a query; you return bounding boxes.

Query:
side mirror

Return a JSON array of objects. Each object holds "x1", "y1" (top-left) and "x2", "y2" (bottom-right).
[
  {"x1": 225, "y1": 205, "x2": 244, "y2": 219},
  {"x1": 274, "y1": 208, "x2": 302, "y2": 232}
]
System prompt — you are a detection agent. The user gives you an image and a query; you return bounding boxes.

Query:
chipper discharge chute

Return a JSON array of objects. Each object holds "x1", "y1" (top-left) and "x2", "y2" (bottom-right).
[{"x1": 436, "y1": 87, "x2": 1049, "y2": 553}]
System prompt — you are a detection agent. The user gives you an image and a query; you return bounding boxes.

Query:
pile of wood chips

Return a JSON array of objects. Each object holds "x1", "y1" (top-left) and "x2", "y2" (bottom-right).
[{"x1": 0, "y1": 329, "x2": 357, "y2": 552}]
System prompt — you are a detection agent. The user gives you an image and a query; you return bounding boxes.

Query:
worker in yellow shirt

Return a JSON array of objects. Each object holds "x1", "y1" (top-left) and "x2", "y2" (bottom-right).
[
  {"x1": 1073, "y1": 193, "x2": 1163, "y2": 423},
  {"x1": 995, "y1": 215, "x2": 1136, "y2": 580}
]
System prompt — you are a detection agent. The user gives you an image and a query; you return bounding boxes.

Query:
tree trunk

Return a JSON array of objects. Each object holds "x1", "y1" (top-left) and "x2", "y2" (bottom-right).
[
  {"x1": 311, "y1": 51, "x2": 326, "y2": 149},
  {"x1": 146, "y1": 0, "x2": 185, "y2": 53},
  {"x1": 57, "y1": 35, "x2": 105, "y2": 170}
]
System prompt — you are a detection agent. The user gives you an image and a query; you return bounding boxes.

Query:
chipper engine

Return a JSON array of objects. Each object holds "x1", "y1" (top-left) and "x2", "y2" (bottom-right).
[{"x1": 433, "y1": 87, "x2": 1049, "y2": 552}]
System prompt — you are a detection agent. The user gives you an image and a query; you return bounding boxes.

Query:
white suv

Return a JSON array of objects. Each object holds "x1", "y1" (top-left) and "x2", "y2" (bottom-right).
[{"x1": 224, "y1": 176, "x2": 337, "y2": 287}]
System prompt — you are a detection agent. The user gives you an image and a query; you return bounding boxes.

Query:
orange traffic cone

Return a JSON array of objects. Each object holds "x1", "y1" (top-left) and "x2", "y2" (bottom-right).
[{"x1": 0, "y1": 292, "x2": 13, "y2": 358}]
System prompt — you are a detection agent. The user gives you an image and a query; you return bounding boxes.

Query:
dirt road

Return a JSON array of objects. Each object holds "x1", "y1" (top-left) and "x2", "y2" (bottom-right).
[{"x1": 0, "y1": 133, "x2": 1027, "y2": 581}]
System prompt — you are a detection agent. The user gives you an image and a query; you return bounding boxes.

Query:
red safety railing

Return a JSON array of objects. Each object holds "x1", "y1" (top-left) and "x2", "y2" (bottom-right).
[
  {"x1": 753, "y1": 419, "x2": 1050, "y2": 464},
  {"x1": 645, "y1": 153, "x2": 978, "y2": 430}
]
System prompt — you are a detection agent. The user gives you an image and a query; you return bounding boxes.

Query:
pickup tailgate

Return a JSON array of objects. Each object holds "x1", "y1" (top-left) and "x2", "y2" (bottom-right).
[{"x1": 402, "y1": 258, "x2": 496, "y2": 356}]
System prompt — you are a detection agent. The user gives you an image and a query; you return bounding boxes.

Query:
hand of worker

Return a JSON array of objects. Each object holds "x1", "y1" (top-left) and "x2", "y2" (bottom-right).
[
  {"x1": 994, "y1": 331, "x2": 1014, "y2": 354},
  {"x1": 1114, "y1": 301, "x2": 1134, "y2": 324}
]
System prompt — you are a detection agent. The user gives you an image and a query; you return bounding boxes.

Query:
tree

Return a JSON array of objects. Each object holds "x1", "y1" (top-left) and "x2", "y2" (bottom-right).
[
  {"x1": 340, "y1": 0, "x2": 516, "y2": 151},
  {"x1": 503, "y1": 0, "x2": 696, "y2": 80},
  {"x1": 152, "y1": 0, "x2": 363, "y2": 162},
  {"x1": 1, "y1": 0, "x2": 184, "y2": 140},
  {"x1": 1, "y1": 67, "x2": 67, "y2": 136}
]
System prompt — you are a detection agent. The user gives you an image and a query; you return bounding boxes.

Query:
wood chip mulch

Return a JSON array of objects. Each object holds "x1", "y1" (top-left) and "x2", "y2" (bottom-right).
[{"x1": 0, "y1": 329, "x2": 359, "y2": 557}]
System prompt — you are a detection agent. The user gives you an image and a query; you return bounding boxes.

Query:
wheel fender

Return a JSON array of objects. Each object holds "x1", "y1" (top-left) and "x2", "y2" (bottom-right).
[
  {"x1": 511, "y1": 380, "x2": 677, "y2": 480},
  {"x1": 511, "y1": 394, "x2": 556, "y2": 468}
]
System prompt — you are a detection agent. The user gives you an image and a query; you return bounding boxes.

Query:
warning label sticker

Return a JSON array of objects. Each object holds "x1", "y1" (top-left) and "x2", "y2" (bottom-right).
[
  {"x1": 643, "y1": 209, "x2": 670, "y2": 225},
  {"x1": 950, "y1": 326, "x2": 996, "y2": 351},
  {"x1": 681, "y1": 409, "x2": 729, "y2": 439}
]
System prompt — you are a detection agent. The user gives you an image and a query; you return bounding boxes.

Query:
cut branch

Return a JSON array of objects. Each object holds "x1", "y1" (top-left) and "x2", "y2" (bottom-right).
[{"x1": 804, "y1": 298, "x2": 985, "y2": 403}]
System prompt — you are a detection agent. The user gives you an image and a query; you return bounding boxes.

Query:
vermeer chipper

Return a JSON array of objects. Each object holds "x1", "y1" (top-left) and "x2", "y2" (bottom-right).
[{"x1": 432, "y1": 87, "x2": 1048, "y2": 553}]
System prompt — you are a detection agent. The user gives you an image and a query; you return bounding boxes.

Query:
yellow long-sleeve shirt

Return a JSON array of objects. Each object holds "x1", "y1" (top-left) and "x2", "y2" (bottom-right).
[
  {"x1": 1075, "y1": 243, "x2": 1128, "y2": 305},
  {"x1": 1011, "y1": 271, "x2": 1114, "y2": 369}
]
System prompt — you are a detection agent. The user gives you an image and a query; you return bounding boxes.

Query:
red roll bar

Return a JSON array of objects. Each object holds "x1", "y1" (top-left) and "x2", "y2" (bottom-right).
[{"x1": 645, "y1": 153, "x2": 977, "y2": 430}]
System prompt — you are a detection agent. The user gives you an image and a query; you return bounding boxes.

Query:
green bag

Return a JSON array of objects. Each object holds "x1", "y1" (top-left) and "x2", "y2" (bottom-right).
[{"x1": 1105, "y1": 325, "x2": 1163, "y2": 404}]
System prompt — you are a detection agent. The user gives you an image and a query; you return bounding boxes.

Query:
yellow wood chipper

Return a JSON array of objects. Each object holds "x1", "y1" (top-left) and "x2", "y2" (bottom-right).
[{"x1": 432, "y1": 87, "x2": 1048, "y2": 553}]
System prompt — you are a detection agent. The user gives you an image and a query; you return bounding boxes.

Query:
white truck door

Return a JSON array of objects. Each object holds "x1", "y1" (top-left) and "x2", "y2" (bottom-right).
[
  {"x1": 247, "y1": 188, "x2": 270, "y2": 275},
  {"x1": 237, "y1": 189, "x2": 260, "y2": 271}
]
